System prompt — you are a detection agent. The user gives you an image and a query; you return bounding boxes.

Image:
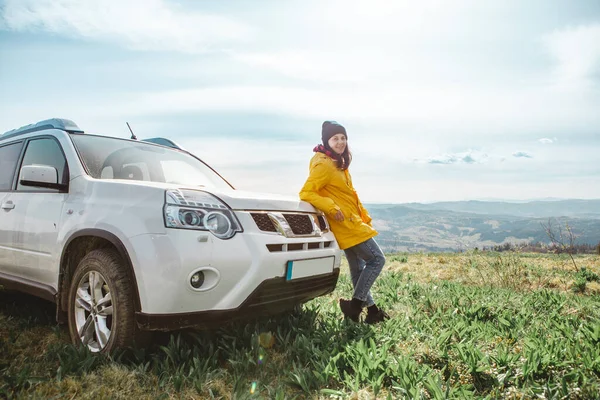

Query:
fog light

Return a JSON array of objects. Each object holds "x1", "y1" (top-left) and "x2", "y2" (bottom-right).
[{"x1": 190, "y1": 271, "x2": 205, "y2": 288}]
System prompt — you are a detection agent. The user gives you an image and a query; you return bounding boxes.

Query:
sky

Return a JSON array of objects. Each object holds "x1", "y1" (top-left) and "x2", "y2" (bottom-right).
[{"x1": 1, "y1": 0, "x2": 599, "y2": 203}]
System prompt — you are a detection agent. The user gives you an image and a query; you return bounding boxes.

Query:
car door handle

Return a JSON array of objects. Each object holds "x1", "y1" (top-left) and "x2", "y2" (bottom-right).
[{"x1": 1, "y1": 202, "x2": 15, "y2": 210}]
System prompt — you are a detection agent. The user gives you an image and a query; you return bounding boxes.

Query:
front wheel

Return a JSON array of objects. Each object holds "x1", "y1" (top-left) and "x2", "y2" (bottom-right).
[{"x1": 67, "y1": 248, "x2": 140, "y2": 353}]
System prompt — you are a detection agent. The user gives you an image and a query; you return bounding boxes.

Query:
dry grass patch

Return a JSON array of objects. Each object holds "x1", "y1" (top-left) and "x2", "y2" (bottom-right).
[
  {"x1": 383, "y1": 252, "x2": 600, "y2": 293},
  {"x1": 29, "y1": 365, "x2": 156, "y2": 400}
]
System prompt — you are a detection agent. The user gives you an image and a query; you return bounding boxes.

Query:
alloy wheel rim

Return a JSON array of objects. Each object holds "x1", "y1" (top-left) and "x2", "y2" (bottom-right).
[{"x1": 74, "y1": 271, "x2": 114, "y2": 352}]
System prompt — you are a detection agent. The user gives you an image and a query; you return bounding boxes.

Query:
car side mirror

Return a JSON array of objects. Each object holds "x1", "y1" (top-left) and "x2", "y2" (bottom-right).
[{"x1": 19, "y1": 165, "x2": 67, "y2": 191}]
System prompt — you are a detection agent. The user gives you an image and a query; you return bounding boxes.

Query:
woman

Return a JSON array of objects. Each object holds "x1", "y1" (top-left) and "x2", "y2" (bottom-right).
[{"x1": 300, "y1": 121, "x2": 389, "y2": 324}]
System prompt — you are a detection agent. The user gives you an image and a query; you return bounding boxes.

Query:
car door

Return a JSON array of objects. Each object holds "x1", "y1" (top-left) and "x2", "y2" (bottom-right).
[
  {"x1": 8, "y1": 137, "x2": 69, "y2": 287},
  {"x1": 0, "y1": 140, "x2": 24, "y2": 273}
]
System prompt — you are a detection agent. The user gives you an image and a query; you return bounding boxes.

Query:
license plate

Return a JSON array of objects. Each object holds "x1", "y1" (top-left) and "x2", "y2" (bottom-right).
[{"x1": 286, "y1": 256, "x2": 335, "y2": 281}]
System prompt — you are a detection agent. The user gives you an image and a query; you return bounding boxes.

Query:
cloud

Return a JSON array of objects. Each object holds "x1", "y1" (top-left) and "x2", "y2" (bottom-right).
[
  {"x1": 0, "y1": 0, "x2": 251, "y2": 53},
  {"x1": 78, "y1": 83, "x2": 598, "y2": 137},
  {"x1": 426, "y1": 150, "x2": 488, "y2": 165},
  {"x1": 539, "y1": 138, "x2": 556, "y2": 144},
  {"x1": 542, "y1": 23, "x2": 600, "y2": 89},
  {"x1": 428, "y1": 156, "x2": 458, "y2": 165},
  {"x1": 462, "y1": 154, "x2": 476, "y2": 164},
  {"x1": 1, "y1": 1, "x2": 599, "y2": 148},
  {"x1": 512, "y1": 151, "x2": 533, "y2": 158},
  {"x1": 232, "y1": 50, "x2": 378, "y2": 83}
]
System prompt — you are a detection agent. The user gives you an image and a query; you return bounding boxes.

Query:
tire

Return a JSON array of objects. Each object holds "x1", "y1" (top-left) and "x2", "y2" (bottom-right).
[{"x1": 67, "y1": 248, "x2": 143, "y2": 353}]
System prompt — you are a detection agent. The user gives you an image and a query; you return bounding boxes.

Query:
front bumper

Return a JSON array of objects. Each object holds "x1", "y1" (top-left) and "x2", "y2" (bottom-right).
[
  {"x1": 136, "y1": 269, "x2": 339, "y2": 330},
  {"x1": 127, "y1": 210, "x2": 341, "y2": 317}
]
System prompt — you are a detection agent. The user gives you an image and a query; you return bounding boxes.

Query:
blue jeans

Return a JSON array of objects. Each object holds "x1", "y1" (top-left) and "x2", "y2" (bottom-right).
[{"x1": 343, "y1": 238, "x2": 386, "y2": 307}]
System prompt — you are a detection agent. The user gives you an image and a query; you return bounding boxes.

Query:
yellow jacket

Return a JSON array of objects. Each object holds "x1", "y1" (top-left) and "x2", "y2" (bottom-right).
[{"x1": 299, "y1": 152, "x2": 378, "y2": 250}]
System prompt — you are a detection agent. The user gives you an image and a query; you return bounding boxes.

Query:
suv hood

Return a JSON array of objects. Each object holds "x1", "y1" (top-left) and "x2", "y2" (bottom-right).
[
  {"x1": 91, "y1": 179, "x2": 318, "y2": 213},
  {"x1": 209, "y1": 189, "x2": 317, "y2": 213}
]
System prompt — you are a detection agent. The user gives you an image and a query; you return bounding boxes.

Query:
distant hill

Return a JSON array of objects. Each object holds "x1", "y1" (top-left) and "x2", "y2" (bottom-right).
[
  {"x1": 366, "y1": 199, "x2": 600, "y2": 252},
  {"x1": 370, "y1": 199, "x2": 600, "y2": 219}
]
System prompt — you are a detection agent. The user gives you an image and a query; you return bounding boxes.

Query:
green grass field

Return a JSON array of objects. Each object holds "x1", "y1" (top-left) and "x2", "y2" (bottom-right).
[{"x1": 1, "y1": 252, "x2": 599, "y2": 399}]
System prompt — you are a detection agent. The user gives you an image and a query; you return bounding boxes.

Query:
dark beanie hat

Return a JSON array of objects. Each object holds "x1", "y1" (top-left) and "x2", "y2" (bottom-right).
[{"x1": 321, "y1": 121, "x2": 347, "y2": 144}]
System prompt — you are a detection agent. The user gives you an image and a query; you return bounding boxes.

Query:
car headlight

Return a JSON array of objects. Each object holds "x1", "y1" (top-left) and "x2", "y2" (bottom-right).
[{"x1": 164, "y1": 189, "x2": 242, "y2": 239}]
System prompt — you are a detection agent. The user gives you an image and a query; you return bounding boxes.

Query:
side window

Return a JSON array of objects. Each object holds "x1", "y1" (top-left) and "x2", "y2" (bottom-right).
[
  {"x1": 0, "y1": 142, "x2": 23, "y2": 191},
  {"x1": 17, "y1": 138, "x2": 68, "y2": 191}
]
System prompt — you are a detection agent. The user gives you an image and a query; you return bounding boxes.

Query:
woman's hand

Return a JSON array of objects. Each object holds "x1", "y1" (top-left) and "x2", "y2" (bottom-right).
[{"x1": 333, "y1": 210, "x2": 345, "y2": 222}]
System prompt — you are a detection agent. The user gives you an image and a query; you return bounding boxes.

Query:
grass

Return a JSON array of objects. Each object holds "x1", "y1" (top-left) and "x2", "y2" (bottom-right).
[{"x1": 1, "y1": 252, "x2": 600, "y2": 399}]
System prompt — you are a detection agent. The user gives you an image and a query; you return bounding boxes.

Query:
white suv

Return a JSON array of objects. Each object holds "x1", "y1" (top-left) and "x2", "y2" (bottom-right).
[{"x1": 0, "y1": 118, "x2": 341, "y2": 353}]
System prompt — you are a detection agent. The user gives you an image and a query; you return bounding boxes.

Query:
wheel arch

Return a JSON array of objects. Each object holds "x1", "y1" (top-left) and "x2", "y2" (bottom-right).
[{"x1": 57, "y1": 229, "x2": 141, "y2": 321}]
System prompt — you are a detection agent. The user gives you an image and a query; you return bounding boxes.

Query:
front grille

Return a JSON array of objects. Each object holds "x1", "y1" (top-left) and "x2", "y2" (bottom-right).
[
  {"x1": 251, "y1": 213, "x2": 277, "y2": 232},
  {"x1": 266, "y1": 241, "x2": 334, "y2": 252},
  {"x1": 251, "y1": 212, "x2": 317, "y2": 236},
  {"x1": 283, "y1": 214, "x2": 313, "y2": 235},
  {"x1": 317, "y1": 215, "x2": 328, "y2": 231},
  {"x1": 307, "y1": 242, "x2": 321, "y2": 250}
]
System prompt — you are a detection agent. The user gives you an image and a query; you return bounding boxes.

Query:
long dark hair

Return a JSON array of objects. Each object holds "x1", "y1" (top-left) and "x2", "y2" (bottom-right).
[{"x1": 324, "y1": 142, "x2": 352, "y2": 170}]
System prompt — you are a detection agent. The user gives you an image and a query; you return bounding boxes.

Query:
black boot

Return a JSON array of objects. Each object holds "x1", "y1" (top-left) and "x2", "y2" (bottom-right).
[
  {"x1": 339, "y1": 298, "x2": 363, "y2": 322},
  {"x1": 365, "y1": 304, "x2": 390, "y2": 324}
]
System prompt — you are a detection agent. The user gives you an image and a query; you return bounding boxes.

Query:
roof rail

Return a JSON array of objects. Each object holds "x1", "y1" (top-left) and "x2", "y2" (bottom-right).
[
  {"x1": 142, "y1": 137, "x2": 185, "y2": 150},
  {"x1": 1, "y1": 118, "x2": 84, "y2": 140}
]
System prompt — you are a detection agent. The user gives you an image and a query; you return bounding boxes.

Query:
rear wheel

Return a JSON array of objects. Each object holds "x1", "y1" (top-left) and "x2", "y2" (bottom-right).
[{"x1": 67, "y1": 248, "x2": 142, "y2": 353}]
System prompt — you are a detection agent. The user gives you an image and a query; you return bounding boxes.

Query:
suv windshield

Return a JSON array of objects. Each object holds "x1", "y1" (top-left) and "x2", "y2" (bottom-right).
[{"x1": 71, "y1": 134, "x2": 233, "y2": 190}]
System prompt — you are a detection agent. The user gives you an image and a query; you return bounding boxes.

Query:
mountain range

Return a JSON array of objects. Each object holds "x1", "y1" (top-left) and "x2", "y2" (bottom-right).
[{"x1": 366, "y1": 199, "x2": 600, "y2": 252}]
